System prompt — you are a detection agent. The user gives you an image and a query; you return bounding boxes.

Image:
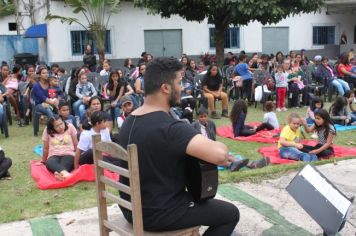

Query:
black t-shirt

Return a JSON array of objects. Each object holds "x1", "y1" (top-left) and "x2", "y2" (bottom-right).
[
  {"x1": 202, "y1": 75, "x2": 222, "y2": 91},
  {"x1": 117, "y1": 111, "x2": 199, "y2": 229}
]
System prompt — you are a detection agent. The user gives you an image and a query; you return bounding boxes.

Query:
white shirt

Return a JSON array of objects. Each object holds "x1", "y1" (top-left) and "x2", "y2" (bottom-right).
[
  {"x1": 77, "y1": 128, "x2": 111, "y2": 151},
  {"x1": 263, "y1": 112, "x2": 279, "y2": 129}
]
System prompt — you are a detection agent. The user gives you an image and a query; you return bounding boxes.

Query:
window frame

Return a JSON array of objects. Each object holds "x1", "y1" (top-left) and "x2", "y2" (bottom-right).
[
  {"x1": 209, "y1": 26, "x2": 240, "y2": 49},
  {"x1": 312, "y1": 25, "x2": 336, "y2": 46},
  {"x1": 70, "y1": 30, "x2": 112, "y2": 56}
]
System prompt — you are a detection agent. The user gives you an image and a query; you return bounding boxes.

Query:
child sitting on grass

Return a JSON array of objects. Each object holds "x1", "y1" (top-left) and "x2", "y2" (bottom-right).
[
  {"x1": 193, "y1": 107, "x2": 270, "y2": 171},
  {"x1": 305, "y1": 97, "x2": 323, "y2": 125},
  {"x1": 278, "y1": 113, "x2": 318, "y2": 162},
  {"x1": 230, "y1": 99, "x2": 277, "y2": 137},
  {"x1": 259, "y1": 101, "x2": 279, "y2": 130},
  {"x1": 75, "y1": 111, "x2": 118, "y2": 169},
  {"x1": 329, "y1": 97, "x2": 355, "y2": 126},
  {"x1": 302, "y1": 109, "x2": 336, "y2": 158},
  {"x1": 0, "y1": 146, "x2": 12, "y2": 180},
  {"x1": 41, "y1": 115, "x2": 78, "y2": 181}
]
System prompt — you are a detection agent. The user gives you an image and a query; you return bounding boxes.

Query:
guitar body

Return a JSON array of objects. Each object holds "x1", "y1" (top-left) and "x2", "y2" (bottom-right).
[{"x1": 185, "y1": 157, "x2": 218, "y2": 202}]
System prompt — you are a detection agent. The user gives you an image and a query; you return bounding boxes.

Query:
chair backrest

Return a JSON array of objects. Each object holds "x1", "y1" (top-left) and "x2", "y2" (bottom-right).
[
  {"x1": 253, "y1": 70, "x2": 271, "y2": 85},
  {"x1": 92, "y1": 134, "x2": 143, "y2": 236}
]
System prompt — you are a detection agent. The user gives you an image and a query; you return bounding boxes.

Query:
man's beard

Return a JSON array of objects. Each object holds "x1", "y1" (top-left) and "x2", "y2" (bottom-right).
[{"x1": 168, "y1": 87, "x2": 181, "y2": 108}]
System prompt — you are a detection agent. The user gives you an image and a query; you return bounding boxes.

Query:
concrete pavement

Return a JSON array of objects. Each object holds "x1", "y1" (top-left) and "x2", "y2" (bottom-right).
[{"x1": 1, "y1": 159, "x2": 355, "y2": 236}]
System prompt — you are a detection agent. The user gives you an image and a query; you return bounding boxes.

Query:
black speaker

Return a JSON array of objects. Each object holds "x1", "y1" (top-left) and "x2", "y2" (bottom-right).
[{"x1": 8, "y1": 23, "x2": 17, "y2": 31}]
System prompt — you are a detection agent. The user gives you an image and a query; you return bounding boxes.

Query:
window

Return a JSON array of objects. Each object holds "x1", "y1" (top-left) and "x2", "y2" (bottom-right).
[
  {"x1": 70, "y1": 30, "x2": 111, "y2": 55},
  {"x1": 312, "y1": 26, "x2": 335, "y2": 45},
  {"x1": 209, "y1": 27, "x2": 240, "y2": 49}
]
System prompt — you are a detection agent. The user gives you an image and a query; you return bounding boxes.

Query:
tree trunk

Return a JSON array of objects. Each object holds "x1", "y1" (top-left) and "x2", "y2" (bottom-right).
[
  {"x1": 214, "y1": 23, "x2": 227, "y2": 67},
  {"x1": 92, "y1": 28, "x2": 106, "y2": 65}
]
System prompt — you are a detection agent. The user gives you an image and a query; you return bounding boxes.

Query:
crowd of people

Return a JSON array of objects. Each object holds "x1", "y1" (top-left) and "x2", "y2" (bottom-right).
[{"x1": 0, "y1": 47, "x2": 355, "y2": 233}]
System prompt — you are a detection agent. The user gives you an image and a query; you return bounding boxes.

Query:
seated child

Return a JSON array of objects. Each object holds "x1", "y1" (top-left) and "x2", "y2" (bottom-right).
[
  {"x1": 58, "y1": 101, "x2": 78, "y2": 130},
  {"x1": 193, "y1": 107, "x2": 270, "y2": 171},
  {"x1": 230, "y1": 99, "x2": 276, "y2": 137},
  {"x1": 73, "y1": 71, "x2": 97, "y2": 120},
  {"x1": 278, "y1": 113, "x2": 318, "y2": 162},
  {"x1": 258, "y1": 101, "x2": 279, "y2": 131},
  {"x1": 0, "y1": 146, "x2": 12, "y2": 179},
  {"x1": 344, "y1": 90, "x2": 356, "y2": 123},
  {"x1": 117, "y1": 95, "x2": 135, "y2": 129},
  {"x1": 75, "y1": 111, "x2": 117, "y2": 169},
  {"x1": 305, "y1": 97, "x2": 323, "y2": 125},
  {"x1": 48, "y1": 76, "x2": 64, "y2": 101},
  {"x1": 41, "y1": 116, "x2": 78, "y2": 181},
  {"x1": 329, "y1": 97, "x2": 354, "y2": 126},
  {"x1": 302, "y1": 109, "x2": 336, "y2": 158}
]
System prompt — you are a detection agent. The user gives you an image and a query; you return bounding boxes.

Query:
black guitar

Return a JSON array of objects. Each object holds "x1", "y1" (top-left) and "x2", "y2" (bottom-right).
[{"x1": 185, "y1": 157, "x2": 218, "y2": 202}]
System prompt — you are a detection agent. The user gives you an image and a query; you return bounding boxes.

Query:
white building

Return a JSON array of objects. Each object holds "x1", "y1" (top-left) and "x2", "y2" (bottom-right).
[{"x1": 0, "y1": 0, "x2": 355, "y2": 69}]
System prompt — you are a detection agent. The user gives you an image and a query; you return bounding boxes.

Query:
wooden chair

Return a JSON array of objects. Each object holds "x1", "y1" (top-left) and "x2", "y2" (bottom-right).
[{"x1": 92, "y1": 135, "x2": 200, "y2": 236}]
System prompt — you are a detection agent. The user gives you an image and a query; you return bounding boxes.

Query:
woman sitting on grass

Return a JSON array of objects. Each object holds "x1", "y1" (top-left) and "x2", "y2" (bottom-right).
[{"x1": 41, "y1": 115, "x2": 78, "y2": 181}]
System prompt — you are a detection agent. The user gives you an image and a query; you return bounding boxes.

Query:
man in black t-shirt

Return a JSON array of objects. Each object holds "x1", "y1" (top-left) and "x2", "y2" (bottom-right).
[{"x1": 118, "y1": 57, "x2": 239, "y2": 235}]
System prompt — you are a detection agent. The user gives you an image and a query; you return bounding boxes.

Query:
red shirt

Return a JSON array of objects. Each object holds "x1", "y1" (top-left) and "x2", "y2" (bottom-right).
[{"x1": 337, "y1": 63, "x2": 352, "y2": 77}]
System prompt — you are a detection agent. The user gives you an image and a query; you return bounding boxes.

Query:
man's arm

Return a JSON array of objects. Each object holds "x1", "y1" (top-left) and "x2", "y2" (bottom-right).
[{"x1": 186, "y1": 134, "x2": 234, "y2": 166}]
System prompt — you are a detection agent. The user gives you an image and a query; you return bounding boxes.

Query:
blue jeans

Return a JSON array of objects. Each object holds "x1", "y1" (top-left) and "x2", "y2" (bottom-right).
[
  {"x1": 331, "y1": 79, "x2": 350, "y2": 96},
  {"x1": 279, "y1": 147, "x2": 318, "y2": 162},
  {"x1": 35, "y1": 104, "x2": 54, "y2": 119},
  {"x1": 351, "y1": 111, "x2": 356, "y2": 122},
  {"x1": 113, "y1": 104, "x2": 120, "y2": 120},
  {"x1": 73, "y1": 100, "x2": 87, "y2": 121},
  {"x1": 0, "y1": 104, "x2": 4, "y2": 125}
]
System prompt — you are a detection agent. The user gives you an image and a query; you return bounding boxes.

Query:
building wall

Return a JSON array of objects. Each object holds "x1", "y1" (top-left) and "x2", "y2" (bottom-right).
[
  {"x1": 48, "y1": 1, "x2": 209, "y2": 63},
  {"x1": 0, "y1": 15, "x2": 17, "y2": 35},
  {"x1": 1, "y1": 1, "x2": 355, "y2": 66}
]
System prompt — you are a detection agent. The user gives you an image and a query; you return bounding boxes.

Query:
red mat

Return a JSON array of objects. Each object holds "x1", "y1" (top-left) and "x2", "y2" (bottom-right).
[
  {"x1": 258, "y1": 140, "x2": 356, "y2": 164},
  {"x1": 217, "y1": 122, "x2": 282, "y2": 143},
  {"x1": 30, "y1": 160, "x2": 119, "y2": 190}
]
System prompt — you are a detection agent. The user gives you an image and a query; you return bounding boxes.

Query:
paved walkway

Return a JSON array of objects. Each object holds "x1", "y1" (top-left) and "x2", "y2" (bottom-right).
[{"x1": 1, "y1": 159, "x2": 356, "y2": 236}]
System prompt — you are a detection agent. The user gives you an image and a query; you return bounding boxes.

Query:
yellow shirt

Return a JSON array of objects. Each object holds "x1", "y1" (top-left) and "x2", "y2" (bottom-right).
[{"x1": 278, "y1": 125, "x2": 301, "y2": 149}]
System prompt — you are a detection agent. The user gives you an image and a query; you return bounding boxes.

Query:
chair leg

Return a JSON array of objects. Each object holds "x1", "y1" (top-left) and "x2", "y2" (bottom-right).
[{"x1": 33, "y1": 112, "x2": 40, "y2": 136}]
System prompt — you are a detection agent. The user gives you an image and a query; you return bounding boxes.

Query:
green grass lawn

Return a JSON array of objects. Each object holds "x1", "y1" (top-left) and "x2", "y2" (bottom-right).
[{"x1": 0, "y1": 101, "x2": 355, "y2": 223}]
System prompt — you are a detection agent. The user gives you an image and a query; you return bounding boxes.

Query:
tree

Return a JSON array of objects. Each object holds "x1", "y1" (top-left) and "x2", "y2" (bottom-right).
[
  {"x1": 46, "y1": 0, "x2": 120, "y2": 63},
  {"x1": 135, "y1": 0, "x2": 325, "y2": 65},
  {"x1": 0, "y1": 0, "x2": 15, "y2": 18}
]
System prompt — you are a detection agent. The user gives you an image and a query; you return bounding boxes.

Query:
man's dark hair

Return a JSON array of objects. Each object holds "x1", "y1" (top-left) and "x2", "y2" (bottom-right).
[{"x1": 144, "y1": 57, "x2": 183, "y2": 95}]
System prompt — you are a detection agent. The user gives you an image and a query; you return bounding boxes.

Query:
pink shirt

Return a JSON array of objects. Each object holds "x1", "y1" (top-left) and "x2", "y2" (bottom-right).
[{"x1": 42, "y1": 124, "x2": 77, "y2": 157}]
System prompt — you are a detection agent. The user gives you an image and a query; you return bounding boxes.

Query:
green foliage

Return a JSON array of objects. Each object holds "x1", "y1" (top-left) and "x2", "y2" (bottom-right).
[
  {"x1": 46, "y1": 0, "x2": 121, "y2": 61},
  {"x1": 0, "y1": 0, "x2": 15, "y2": 18},
  {"x1": 135, "y1": 0, "x2": 325, "y2": 65}
]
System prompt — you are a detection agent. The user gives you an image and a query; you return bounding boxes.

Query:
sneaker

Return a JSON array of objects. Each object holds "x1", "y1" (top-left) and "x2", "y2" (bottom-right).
[
  {"x1": 221, "y1": 109, "x2": 229, "y2": 118},
  {"x1": 230, "y1": 159, "x2": 249, "y2": 172},
  {"x1": 211, "y1": 111, "x2": 221, "y2": 119},
  {"x1": 276, "y1": 108, "x2": 281, "y2": 112},
  {"x1": 282, "y1": 107, "x2": 288, "y2": 111},
  {"x1": 247, "y1": 157, "x2": 270, "y2": 169}
]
